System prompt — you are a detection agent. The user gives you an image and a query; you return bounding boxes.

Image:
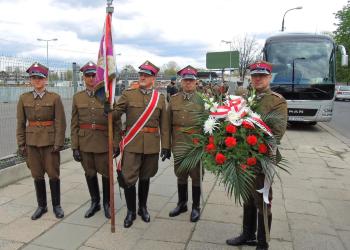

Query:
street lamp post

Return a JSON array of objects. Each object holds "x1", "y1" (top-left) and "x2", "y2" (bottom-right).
[
  {"x1": 281, "y1": 6, "x2": 302, "y2": 32},
  {"x1": 221, "y1": 40, "x2": 232, "y2": 82},
  {"x1": 37, "y1": 38, "x2": 58, "y2": 83}
]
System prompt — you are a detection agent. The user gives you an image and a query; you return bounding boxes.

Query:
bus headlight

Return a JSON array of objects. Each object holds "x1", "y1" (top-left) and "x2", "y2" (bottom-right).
[{"x1": 321, "y1": 107, "x2": 333, "y2": 116}]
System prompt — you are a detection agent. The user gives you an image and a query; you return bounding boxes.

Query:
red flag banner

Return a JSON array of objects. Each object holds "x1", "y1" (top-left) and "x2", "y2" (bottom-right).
[{"x1": 96, "y1": 13, "x2": 116, "y2": 105}]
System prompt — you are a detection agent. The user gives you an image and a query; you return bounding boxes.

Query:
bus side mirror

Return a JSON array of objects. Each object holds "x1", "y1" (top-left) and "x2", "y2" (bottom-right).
[{"x1": 341, "y1": 54, "x2": 348, "y2": 67}]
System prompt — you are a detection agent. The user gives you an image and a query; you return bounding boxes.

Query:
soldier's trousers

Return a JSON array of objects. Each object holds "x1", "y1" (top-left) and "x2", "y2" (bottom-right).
[
  {"x1": 81, "y1": 151, "x2": 108, "y2": 177},
  {"x1": 121, "y1": 151, "x2": 159, "y2": 186},
  {"x1": 245, "y1": 173, "x2": 273, "y2": 215},
  {"x1": 174, "y1": 162, "x2": 202, "y2": 187},
  {"x1": 26, "y1": 145, "x2": 60, "y2": 180}
]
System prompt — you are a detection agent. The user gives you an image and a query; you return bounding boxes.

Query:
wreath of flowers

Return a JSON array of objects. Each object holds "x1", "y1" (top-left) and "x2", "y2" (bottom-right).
[{"x1": 174, "y1": 91, "x2": 288, "y2": 204}]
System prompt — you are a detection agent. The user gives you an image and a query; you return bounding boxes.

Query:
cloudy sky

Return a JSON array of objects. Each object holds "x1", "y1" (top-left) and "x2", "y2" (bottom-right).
[{"x1": 0, "y1": 0, "x2": 347, "y2": 69}]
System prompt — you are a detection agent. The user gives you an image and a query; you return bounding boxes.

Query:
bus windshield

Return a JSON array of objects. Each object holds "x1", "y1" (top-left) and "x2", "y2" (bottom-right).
[{"x1": 266, "y1": 40, "x2": 335, "y2": 84}]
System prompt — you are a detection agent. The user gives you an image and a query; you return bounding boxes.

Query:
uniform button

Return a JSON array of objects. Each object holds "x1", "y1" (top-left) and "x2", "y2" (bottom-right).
[{"x1": 91, "y1": 108, "x2": 95, "y2": 110}]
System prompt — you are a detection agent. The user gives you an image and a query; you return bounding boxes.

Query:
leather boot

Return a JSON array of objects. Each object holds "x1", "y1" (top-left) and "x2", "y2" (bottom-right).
[
  {"x1": 256, "y1": 213, "x2": 272, "y2": 250},
  {"x1": 190, "y1": 186, "x2": 201, "y2": 222},
  {"x1": 124, "y1": 185, "x2": 136, "y2": 228},
  {"x1": 31, "y1": 179, "x2": 48, "y2": 220},
  {"x1": 226, "y1": 204, "x2": 257, "y2": 246},
  {"x1": 84, "y1": 175, "x2": 101, "y2": 218},
  {"x1": 49, "y1": 179, "x2": 64, "y2": 219},
  {"x1": 169, "y1": 183, "x2": 188, "y2": 217},
  {"x1": 137, "y1": 179, "x2": 150, "y2": 222},
  {"x1": 102, "y1": 176, "x2": 111, "y2": 219}
]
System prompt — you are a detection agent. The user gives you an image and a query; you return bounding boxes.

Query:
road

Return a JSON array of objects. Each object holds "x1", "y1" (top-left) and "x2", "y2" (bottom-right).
[{"x1": 324, "y1": 100, "x2": 350, "y2": 139}]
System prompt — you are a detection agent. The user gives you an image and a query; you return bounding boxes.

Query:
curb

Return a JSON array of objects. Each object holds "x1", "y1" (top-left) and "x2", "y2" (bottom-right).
[
  {"x1": 318, "y1": 122, "x2": 350, "y2": 147},
  {"x1": 0, "y1": 148, "x2": 72, "y2": 188}
]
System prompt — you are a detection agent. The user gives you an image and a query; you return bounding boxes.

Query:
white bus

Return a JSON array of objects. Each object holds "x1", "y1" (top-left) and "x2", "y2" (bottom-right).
[{"x1": 263, "y1": 33, "x2": 348, "y2": 124}]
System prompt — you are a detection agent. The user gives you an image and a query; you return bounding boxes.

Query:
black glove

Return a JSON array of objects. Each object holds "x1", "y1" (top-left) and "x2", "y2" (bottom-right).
[
  {"x1": 18, "y1": 145, "x2": 27, "y2": 157},
  {"x1": 160, "y1": 148, "x2": 171, "y2": 161},
  {"x1": 113, "y1": 147, "x2": 120, "y2": 158},
  {"x1": 73, "y1": 149, "x2": 82, "y2": 162},
  {"x1": 103, "y1": 102, "x2": 113, "y2": 116}
]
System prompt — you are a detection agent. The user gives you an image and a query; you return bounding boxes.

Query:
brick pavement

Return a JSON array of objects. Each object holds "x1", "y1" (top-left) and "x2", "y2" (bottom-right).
[{"x1": 0, "y1": 124, "x2": 349, "y2": 250}]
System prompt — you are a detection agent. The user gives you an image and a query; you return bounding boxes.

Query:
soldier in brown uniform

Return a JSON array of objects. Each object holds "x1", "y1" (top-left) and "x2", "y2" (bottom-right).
[
  {"x1": 168, "y1": 65, "x2": 203, "y2": 222},
  {"x1": 115, "y1": 60, "x2": 170, "y2": 228},
  {"x1": 16, "y1": 62, "x2": 66, "y2": 220},
  {"x1": 235, "y1": 80, "x2": 247, "y2": 96},
  {"x1": 71, "y1": 61, "x2": 119, "y2": 219},
  {"x1": 226, "y1": 61, "x2": 288, "y2": 250}
]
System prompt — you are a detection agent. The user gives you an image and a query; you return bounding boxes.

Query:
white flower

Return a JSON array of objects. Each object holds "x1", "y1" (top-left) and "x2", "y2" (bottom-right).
[
  {"x1": 209, "y1": 97, "x2": 214, "y2": 103},
  {"x1": 210, "y1": 102, "x2": 219, "y2": 112},
  {"x1": 250, "y1": 111, "x2": 261, "y2": 119},
  {"x1": 204, "y1": 102, "x2": 211, "y2": 110},
  {"x1": 227, "y1": 110, "x2": 243, "y2": 126},
  {"x1": 204, "y1": 117, "x2": 219, "y2": 135},
  {"x1": 247, "y1": 96, "x2": 254, "y2": 103}
]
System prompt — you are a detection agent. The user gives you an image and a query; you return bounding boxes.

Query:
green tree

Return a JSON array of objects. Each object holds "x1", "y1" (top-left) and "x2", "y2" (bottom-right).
[
  {"x1": 65, "y1": 70, "x2": 73, "y2": 81},
  {"x1": 162, "y1": 61, "x2": 180, "y2": 77},
  {"x1": 334, "y1": 1, "x2": 350, "y2": 83},
  {"x1": 121, "y1": 64, "x2": 137, "y2": 73}
]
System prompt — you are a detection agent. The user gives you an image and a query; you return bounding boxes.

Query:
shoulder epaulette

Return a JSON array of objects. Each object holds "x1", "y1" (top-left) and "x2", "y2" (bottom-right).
[
  {"x1": 271, "y1": 91, "x2": 284, "y2": 99},
  {"x1": 124, "y1": 88, "x2": 137, "y2": 93}
]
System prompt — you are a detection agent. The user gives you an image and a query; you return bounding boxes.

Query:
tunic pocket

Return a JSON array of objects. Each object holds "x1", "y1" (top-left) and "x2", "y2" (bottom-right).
[{"x1": 78, "y1": 130, "x2": 85, "y2": 137}]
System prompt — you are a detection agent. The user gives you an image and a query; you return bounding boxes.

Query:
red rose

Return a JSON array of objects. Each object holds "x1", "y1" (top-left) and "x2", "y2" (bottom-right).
[
  {"x1": 241, "y1": 164, "x2": 248, "y2": 171},
  {"x1": 225, "y1": 137, "x2": 237, "y2": 148},
  {"x1": 225, "y1": 124, "x2": 237, "y2": 134},
  {"x1": 205, "y1": 143, "x2": 216, "y2": 152},
  {"x1": 192, "y1": 138, "x2": 200, "y2": 145},
  {"x1": 242, "y1": 120, "x2": 255, "y2": 129},
  {"x1": 208, "y1": 136, "x2": 215, "y2": 144},
  {"x1": 215, "y1": 152, "x2": 226, "y2": 165},
  {"x1": 246, "y1": 135, "x2": 258, "y2": 146},
  {"x1": 246, "y1": 157, "x2": 257, "y2": 166},
  {"x1": 258, "y1": 144, "x2": 268, "y2": 154}
]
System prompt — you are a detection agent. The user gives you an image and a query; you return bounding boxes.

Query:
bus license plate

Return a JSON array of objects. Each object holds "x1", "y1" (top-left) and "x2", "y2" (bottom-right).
[{"x1": 288, "y1": 116, "x2": 305, "y2": 121}]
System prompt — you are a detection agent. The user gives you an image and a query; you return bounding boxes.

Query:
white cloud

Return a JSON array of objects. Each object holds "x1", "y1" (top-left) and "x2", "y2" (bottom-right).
[{"x1": 0, "y1": 0, "x2": 347, "y2": 69}]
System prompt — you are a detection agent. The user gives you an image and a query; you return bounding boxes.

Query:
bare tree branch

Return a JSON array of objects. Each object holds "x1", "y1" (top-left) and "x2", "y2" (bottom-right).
[{"x1": 232, "y1": 34, "x2": 261, "y2": 80}]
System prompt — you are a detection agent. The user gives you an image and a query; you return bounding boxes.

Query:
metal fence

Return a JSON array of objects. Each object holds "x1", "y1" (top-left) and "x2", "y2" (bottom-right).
[
  {"x1": 0, "y1": 93, "x2": 81, "y2": 159},
  {"x1": 0, "y1": 54, "x2": 171, "y2": 159},
  {"x1": 0, "y1": 54, "x2": 74, "y2": 85}
]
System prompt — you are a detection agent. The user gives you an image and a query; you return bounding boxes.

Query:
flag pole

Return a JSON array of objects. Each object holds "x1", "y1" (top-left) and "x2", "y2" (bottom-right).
[
  {"x1": 106, "y1": 0, "x2": 116, "y2": 233},
  {"x1": 108, "y1": 112, "x2": 115, "y2": 233}
]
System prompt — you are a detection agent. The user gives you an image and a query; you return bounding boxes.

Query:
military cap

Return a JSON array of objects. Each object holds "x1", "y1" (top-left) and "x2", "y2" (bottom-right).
[
  {"x1": 249, "y1": 60, "x2": 272, "y2": 75},
  {"x1": 26, "y1": 62, "x2": 48, "y2": 78},
  {"x1": 80, "y1": 61, "x2": 97, "y2": 75},
  {"x1": 177, "y1": 65, "x2": 197, "y2": 80},
  {"x1": 138, "y1": 60, "x2": 160, "y2": 76},
  {"x1": 170, "y1": 76, "x2": 177, "y2": 82}
]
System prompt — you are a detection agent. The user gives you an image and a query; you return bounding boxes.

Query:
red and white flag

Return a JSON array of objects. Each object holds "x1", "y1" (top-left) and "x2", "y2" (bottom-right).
[{"x1": 95, "y1": 12, "x2": 116, "y2": 106}]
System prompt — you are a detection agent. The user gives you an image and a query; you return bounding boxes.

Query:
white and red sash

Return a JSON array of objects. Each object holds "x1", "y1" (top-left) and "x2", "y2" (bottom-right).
[{"x1": 117, "y1": 90, "x2": 160, "y2": 170}]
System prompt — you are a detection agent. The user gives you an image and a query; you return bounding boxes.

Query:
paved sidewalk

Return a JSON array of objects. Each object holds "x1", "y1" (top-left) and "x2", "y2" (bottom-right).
[{"x1": 0, "y1": 124, "x2": 350, "y2": 250}]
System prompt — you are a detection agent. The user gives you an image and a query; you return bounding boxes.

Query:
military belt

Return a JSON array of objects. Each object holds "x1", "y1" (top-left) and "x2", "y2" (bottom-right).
[
  {"x1": 28, "y1": 120, "x2": 54, "y2": 127},
  {"x1": 80, "y1": 123, "x2": 107, "y2": 131},
  {"x1": 127, "y1": 126, "x2": 159, "y2": 133}
]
